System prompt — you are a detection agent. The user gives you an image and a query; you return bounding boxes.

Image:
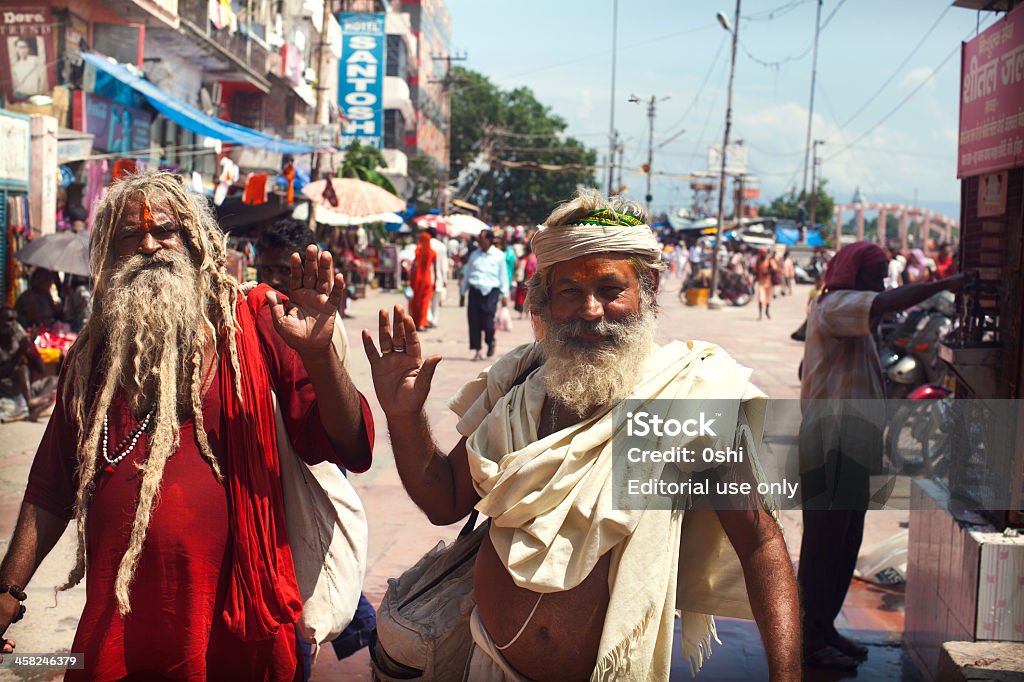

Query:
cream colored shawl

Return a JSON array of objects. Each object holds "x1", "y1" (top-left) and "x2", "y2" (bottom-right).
[{"x1": 449, "y1": 341, "x2": 769, "y2": 680}]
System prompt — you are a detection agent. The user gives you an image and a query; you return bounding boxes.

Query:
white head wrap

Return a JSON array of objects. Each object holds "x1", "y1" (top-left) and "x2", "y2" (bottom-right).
[{"x1": 531, "y1": 209, "x2": 662, "y2": 270}]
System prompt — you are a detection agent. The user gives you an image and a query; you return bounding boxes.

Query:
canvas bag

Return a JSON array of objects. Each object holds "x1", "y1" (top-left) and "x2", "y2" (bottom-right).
[
  {"x1": 274, "y1": 394, "x2": 368, "y2": 646},
  {"x1": 370, "y1": 513, "x2": 487, "y2": 680},
  {"x1": 370, "y1": 360, "x2": 540, "y2": 680}
]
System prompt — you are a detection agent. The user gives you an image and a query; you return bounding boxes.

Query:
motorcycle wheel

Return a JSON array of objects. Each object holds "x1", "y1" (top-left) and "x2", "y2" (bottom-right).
[
  {"x1": 885, "y1": 401, "x2": 950, "y2": 478},
  {"x1": 729, "y1": 291, "x2": 752, "y2": 306}
]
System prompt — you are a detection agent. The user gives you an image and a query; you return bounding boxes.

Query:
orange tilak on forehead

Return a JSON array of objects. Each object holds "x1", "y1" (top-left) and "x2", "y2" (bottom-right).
[{"x1": 138, "y1": 198, "x2": 157, "y2": 232}]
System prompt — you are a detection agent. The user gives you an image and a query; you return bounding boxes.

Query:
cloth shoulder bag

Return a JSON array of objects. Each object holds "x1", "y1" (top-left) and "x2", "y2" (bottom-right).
[
  {"x1": 371, "y1": 513, "x2": 487, "y2": 680},
  {"x1": 370, "y1": 360, "x2": 539, "y2": 680},
  {"x1": 274, "y1": 394, "x2": 368, "y2": 647}
]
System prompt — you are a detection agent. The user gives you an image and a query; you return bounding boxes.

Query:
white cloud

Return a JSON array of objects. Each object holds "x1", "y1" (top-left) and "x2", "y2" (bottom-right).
[{"x1": 900, "y1": 66, "x2": 935, "y2": 92}]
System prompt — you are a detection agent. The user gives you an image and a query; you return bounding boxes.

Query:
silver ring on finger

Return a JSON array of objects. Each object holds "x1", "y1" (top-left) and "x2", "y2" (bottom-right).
[{"x1": 392, "y1": 346, "x2": 407, "y2": 353}]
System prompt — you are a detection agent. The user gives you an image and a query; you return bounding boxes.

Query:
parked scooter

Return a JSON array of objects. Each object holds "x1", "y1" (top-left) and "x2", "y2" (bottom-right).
[{"x1": 881, "y1": 292, "x2": 955, "y2": 399}]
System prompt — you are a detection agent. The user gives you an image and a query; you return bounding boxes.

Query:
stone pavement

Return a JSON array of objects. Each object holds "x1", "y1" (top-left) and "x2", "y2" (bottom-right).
[{"x1": 0, "y1": 280, "x2": 913, "y2": 681}]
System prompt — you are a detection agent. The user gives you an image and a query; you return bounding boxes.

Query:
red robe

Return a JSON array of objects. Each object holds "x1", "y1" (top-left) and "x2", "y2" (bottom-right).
[
  {"x1": 25, "y1": 291, "x2": 373, "y2": 682},
  {"x1": 409, "y1": 234, "x2": 435, "y2": 329}
]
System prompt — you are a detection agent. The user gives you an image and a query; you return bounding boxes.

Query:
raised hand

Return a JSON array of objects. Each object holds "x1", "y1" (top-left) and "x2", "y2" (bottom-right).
[
  {"x1": 361, "y1": 305, "x2": 441, "y2": 419},
  {"x1": 267, "y1": 244, "x2": 343, "y2": 354}
]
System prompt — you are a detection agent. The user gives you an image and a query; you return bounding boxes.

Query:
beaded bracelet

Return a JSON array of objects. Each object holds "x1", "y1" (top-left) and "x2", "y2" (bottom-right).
[
  {"x1": 0, "y1": 584, "x2": 26, "y2": 624},
  {"x1": 0, "y1": 584, "x2": 26, "y2": 602}
]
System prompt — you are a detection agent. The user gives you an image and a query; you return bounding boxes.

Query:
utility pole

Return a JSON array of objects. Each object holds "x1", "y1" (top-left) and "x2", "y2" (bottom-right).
[
  {"x1": 430, "y1": 52, "x2": 467, "y2": 214},
  {"x1": 606, "y1": 0, "x2": 619, "y2": 197},
  {"x1": 631, "y1": 94, "x2": 668, "y2": 217},
  {"x1": 808, "y1": 139, "x2": 824, "y2": 228},
  {"x1": 308, "y1": 0, "x2": 336, "y2": 229},
  {"x1": 801, "y1": 0, "x2": 823, "y2": 198},
  {"x1": 644, "y1": 95, "x2": 655, "y2": 217},
  {"x1": 708, "y1": 1, "x2": 740, "y2": 310}
]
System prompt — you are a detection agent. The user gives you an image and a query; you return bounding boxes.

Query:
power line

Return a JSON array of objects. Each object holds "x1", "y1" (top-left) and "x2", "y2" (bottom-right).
[
  {"x1": 819, "y1": 0, "x2": 849, "y2": 31},
  {"x1": 823, "y1": 43, "x2": 959, "y2": 162},
  {"x1": 742, "y1": 0, "x2": 814, "y2": 22},
  {"x1": 831, "y1": 4, "x2": 951, "y2": 133},
  {"x1": 739, "y1": 37, "x2": 812, "y2": 69},
  {"x1": 658, "y1": 32, "x2": 728, "y2": 142}
]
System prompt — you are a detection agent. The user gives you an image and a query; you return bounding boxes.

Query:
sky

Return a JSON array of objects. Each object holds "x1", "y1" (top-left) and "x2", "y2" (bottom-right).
[{"x1": 443, "y1": 0, "x2": 995, "y2": 221}]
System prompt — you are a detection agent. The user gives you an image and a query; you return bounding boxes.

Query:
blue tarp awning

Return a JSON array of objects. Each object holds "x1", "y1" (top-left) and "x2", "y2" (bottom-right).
[{"x1": 82, "y1": 53, "x2": 314, "y2": 155}]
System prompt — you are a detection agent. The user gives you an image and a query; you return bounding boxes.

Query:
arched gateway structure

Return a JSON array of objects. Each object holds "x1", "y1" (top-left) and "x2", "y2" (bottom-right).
[{"x1": 832, "y1": 203, "x2": 959, "y2": 248}]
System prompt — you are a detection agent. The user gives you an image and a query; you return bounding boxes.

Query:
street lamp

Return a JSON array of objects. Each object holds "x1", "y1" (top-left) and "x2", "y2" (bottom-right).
[{"x1": 707, "y1": 0, "x2": 741, "y2": 310}]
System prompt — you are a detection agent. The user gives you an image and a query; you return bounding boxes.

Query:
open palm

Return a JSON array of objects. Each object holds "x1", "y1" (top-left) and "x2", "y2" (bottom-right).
[
  {"x1": 361, "y1": 305, "x2": 441, "y2": 418},
  {"x1": 267, "y1": 245, "x2": 343, "y2": 354}
]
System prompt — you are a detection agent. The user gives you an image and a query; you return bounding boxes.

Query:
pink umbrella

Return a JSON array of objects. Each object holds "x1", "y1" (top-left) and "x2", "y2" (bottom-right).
[
  {"x1": 411, "y1": 214, "x2": 449, "y2": 235},
  {"x1": 301, "y1": 177, "x2": 406, "y2": 218}
]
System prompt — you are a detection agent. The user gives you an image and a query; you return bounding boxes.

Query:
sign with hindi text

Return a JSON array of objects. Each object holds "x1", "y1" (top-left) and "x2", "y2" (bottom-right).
[{"x1": 959, "y1": 4, "x2": 1024, "y2": 177}]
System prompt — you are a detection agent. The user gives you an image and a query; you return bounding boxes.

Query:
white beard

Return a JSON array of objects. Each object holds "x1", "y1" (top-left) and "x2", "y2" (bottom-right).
[{"x1": 537, "y1": 307, "x2": 657, "y2": 416}]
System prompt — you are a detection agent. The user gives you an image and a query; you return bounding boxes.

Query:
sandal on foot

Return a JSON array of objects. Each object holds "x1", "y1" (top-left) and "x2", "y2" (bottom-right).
[
  {"x1": 828, "y1": 634, "x2": 868, "y2": 660},
  {"x1": 805, "y1": 645, "x2": 859, "y2": 671}
]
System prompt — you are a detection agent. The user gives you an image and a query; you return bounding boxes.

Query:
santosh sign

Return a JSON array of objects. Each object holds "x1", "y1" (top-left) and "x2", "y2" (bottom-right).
[{"x1": 338, "y1": 13, "x2": 385, "y2": 150}]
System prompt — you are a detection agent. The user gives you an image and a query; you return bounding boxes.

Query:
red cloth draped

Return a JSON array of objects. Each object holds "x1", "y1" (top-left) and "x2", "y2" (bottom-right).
[
  {"x1": 822, "y1": 242, "x2": 889, "y2": 295},
  {"x1": 409, "y1": 232, "x2": 435, "y2": 328},
  {"x1": 220, "y1": 286, "x2": 303, "y2": 640}
]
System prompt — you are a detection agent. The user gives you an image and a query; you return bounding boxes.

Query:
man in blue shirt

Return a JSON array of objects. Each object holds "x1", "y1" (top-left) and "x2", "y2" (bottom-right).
[{"x1": 460, "y1": 229, "x2": 509, "y2": 360}]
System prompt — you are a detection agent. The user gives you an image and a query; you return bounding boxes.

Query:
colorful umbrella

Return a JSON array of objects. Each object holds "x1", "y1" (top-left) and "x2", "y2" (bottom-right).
[
  {"x1": 445, "y1": 213, "x2": 490, "y2": 237},
  {"x1": 16, "y1": 231, "x2": 91, "y2": 277},
  {"x1": 301, "y1": 176, "x2": 406, "y2": 218},
  {"x1": 411, "y1": 214, "x2": 450, "y2": 235}
]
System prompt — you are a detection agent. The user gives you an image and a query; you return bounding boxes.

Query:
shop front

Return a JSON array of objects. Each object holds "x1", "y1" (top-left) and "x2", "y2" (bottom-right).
[{"x1": 904, "y1": 4, "x2": 1024, "y2": 678}]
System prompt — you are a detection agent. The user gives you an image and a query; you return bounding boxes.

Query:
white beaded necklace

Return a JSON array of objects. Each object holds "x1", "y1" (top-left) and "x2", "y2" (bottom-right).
[{"x1": 102, "y1": 408, "x2": 154, "y2": 473}]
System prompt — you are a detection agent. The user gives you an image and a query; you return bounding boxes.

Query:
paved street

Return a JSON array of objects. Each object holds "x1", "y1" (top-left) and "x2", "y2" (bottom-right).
[{"x1": 0, "y1": 280, "x2": 911, "y2": 681}]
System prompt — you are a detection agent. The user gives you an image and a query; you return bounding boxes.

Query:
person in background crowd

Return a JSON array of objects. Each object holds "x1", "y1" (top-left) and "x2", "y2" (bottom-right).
[
  {"x1": 513, "y1": 242, "x2": 537, "y2": 319},
  {"x1": 409, "y1": 231, "x2": 436, "y2": 332},
  {"x1": 15, "y1": 269, "x2": 62, "y2": 330},
  {"x1": 63, "y1": 275, "x2": 92, "y2": 333},
  {"x1": 498, "y1": 234, "x2": 517, "y2": 287},
  {"x1": 253, "y1": 217, "x2": 375, "y2": 674},
  {"x1": 66, "y1": 205, "x2": 88, "y2": 234},
  {"x1": 934, "y1": 242, "x2": 957, "y2": 279},
  {"x1": 905, "y1": 248, "x2": 935, "y2": 284},
  {"x1": 426, "y1": 228, "x2": 448, "y2": 329},
  {"x1": 363, "y1": 189, "x2": 801, "y2": 681},
  {"x1": 674, "y1": 242, "x2": 689, "y2": 280},
  {"x1": 754, "y1": 247, "x2": 778, "y2": 321},
  {"x1": 0, "y1": 173, "x2": 373, "y2": 681},
  {"x1": 885, "y1": 244, "x2": 905, "y2": 289},
  {"x1": 460, "y1": 229, "x2": 508, "y2": 361},
  {"x1": 781, "y1": 248, "x2": 795, "y2": 296},
  {"x1": 688, "y1": 239, "x2": 705, "y2": 276},
  {"x1": 0, "y1": 307, "x2": 56, "y2": 422},
  {"x1": 799, "y1": 241, "x2": 966, "y2": 671}
]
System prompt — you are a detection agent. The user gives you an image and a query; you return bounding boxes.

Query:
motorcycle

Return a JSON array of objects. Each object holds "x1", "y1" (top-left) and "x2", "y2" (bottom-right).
[
  {"x1": 677, "y1": 270, "x2": 753, "y2": 306},
  {"x1": 881, "y1": 292, "x2": 955, "y2": 399}
]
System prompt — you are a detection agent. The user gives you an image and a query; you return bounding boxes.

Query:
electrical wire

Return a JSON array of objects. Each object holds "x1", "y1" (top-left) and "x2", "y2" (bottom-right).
[
  {"x1": 657, "y1": 32, "x2": 729, "y2": 143},
  {"x1": 830, "y1": 4, "x2": 952, "y2": 133}
]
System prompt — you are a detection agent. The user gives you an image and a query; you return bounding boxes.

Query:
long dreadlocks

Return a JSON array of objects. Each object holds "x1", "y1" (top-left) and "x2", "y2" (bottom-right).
[{"x1": 60, "y1": 172, "x2": 242, "y2": 615}]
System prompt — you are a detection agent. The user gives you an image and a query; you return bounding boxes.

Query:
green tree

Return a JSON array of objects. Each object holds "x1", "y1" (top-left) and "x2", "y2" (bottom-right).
[
  {"x1": 763, "y1": 179, "x2": 836, "y2": 227},
  {"x1": 407, "y1": 154, "x2": 440, "y2": 209},
  {"x1": 449, "y1": 67, "x2": 598, "y2": 224},
  {"x1": 338, "y1": 140, "x2": 399, "y2": 196}
]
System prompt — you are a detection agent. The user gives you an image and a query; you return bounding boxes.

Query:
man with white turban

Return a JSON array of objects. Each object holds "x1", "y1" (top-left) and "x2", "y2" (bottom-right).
[{"x1": 363, "y1": 189, "x2": 800, "y2": 681}]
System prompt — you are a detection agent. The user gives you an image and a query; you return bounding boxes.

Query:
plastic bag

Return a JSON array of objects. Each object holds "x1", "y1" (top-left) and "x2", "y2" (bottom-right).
[
  {"x1": 496, "y1": 306, "x2": 513, "y2": 332},
  {"x1": 854, "y1": 529, "x2": 907, "y2": 585}
]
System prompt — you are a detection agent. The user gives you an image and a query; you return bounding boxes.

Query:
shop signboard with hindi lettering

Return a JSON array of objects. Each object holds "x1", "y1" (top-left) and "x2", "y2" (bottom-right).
[
  {"x1": 959, "y1": 4, "x2": 1024, "y2": 178},
  {"x1": 72, "y1": 91, "x2": 152, "y2": 154},
  {"x1": 0, "y1": 6, "x2": 58, "y2": 104},
  {"x1": 338, "y1": 13, "x2": 385, "y2": 150}
]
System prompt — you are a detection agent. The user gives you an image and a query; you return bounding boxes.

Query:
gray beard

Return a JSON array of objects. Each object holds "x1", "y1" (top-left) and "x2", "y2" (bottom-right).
[
  {"x1": 537, "y1": 308, "x2": 657, "y2": 417},
  {"x1": 93, "y1": 249, "x2": 205, "y2": 414}
]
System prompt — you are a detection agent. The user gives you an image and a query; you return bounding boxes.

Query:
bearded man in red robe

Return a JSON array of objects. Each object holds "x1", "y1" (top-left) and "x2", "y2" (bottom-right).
[{"x1": 0, "y1": 171, "x2": 373, "y2": 680}]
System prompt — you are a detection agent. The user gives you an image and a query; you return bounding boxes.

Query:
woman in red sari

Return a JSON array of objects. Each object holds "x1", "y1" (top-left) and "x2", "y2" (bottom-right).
[{"x1": 409, "y1": 231, "x2": 435, "y2": 331}]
